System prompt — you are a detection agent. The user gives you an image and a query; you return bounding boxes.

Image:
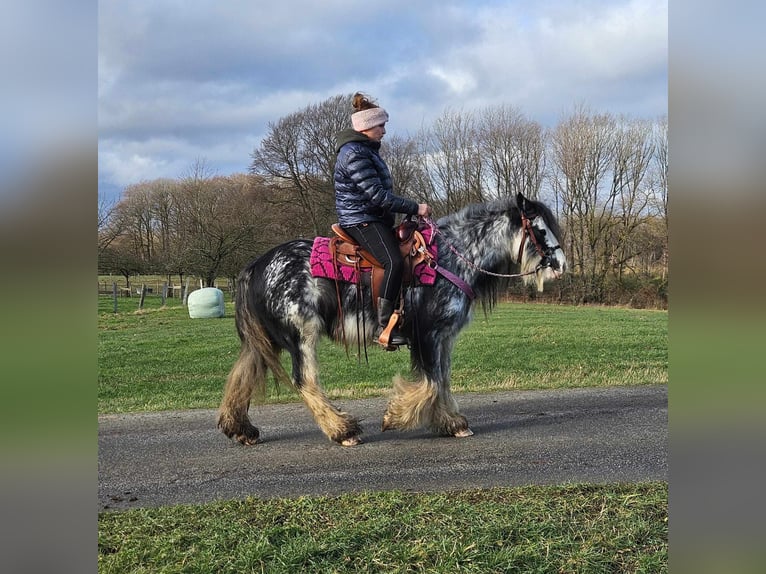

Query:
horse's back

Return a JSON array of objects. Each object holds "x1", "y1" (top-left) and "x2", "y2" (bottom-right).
[{"x1": 236, "y1": 239, "x2": 337, "y2": 339}]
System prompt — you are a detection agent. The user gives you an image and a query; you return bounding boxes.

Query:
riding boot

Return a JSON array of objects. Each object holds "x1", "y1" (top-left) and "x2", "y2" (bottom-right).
[{"x1": 377, "y1": 297, "x2": 409, "y2": 348}]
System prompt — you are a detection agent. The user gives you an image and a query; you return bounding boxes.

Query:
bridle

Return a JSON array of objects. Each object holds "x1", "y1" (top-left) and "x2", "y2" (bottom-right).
[
  {"x1": 422, "y1": 212, "x2": 560, "y2": 282},
  {"x1": 518, "y1": 212, "x2": 561, "y2": 271}
]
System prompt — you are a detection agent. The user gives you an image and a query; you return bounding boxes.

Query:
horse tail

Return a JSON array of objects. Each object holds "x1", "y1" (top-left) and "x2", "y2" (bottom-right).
[
  {"x1": 235, "y1": 272, "x2": 292, "y2": 391},
  {"x1": 217, "y1": 268, "x2": 291, "y2": 444}
]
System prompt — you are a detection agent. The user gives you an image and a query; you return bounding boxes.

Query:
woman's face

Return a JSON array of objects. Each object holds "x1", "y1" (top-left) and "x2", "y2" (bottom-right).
[{"x1": 362, "y1": 123, "x2": 386, "y2": 142}]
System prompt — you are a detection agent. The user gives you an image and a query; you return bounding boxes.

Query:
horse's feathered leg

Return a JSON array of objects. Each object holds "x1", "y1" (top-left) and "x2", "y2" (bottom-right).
[
  {"x1": 217, "y1": 344, "x2": 264, "y2": 444},
  {"x1": 217, "y1": 301, "x2": 284, "y2": 445},
  {"x1": 381, "y1": 374, "x2": 469, "y2": 436},
  {"x1": 432, "y1": 335, "x2": 472, "y2": 437},
  {"x1": 382, "y1": 322, "x2": 470, "y2": 437},
  {"x1": 290, "y1": 319, "x2": 363, "y2": 445}
]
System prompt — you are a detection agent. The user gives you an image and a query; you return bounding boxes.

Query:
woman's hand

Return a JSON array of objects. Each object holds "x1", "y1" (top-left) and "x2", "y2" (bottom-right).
[{"x1": 417, "y1": 203, "x2": 432, "y2": 217}]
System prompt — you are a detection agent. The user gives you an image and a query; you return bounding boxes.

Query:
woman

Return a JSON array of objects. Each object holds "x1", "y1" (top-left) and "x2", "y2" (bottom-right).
[{"x1": 334, "y1": 93, "x2": 431, "y2": 348}]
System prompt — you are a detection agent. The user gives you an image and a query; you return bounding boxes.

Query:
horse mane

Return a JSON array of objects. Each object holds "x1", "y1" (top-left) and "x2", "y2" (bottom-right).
[
  {"x1": 435, "y1": 199, "x2": 513, "y2": 314},
  {"x1": 438, "y1": 196, "x2": 560, "y2": 238},
  {"x1": 523, "y1": 196, "x2": 562, "y2": 239}
]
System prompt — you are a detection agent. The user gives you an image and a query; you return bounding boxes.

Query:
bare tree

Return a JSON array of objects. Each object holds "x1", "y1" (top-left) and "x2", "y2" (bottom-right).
[
  {"x1": 550, "y1": 106, "x2": 666, "y2": 303},
  {"x1": 381, "y1": 133, "x2": 427, "y2": 206},
  {"x1": 174, "y1": 171, "x2": 263, "y2": 287},
  {"x1": 550, "y1": 106, "x2": 617, "y2": 301},
  {"x1": 98, "y1": 166, "x2": 280, "y2": 288},
  {"x1": 99, "y1": 180, "x2": 171, "y2": 280},
  {"x1": 145, "y1": 178, "x2": 185, "y2": 284},
  {"x1": 116, "y1": 181, "x2": 162, "y2": 265},
  {"x1": 97, "y1": 195, "x2": 124, "y2": 256},
  {"x1": 478, "y1": 105, "x2": 546, "y2": 200},
  {"x1": 610, "y1": 117, "x2": 656, "y2": 280},
  {"x1": 651, "y1": 115, "x2": 668, "y2": 281},
  {"x1": 250, "y1": 94, "x2": 350, "y2": 236},
  {"x1": 419, "y1": 108, "x2": 484, "y2": 212},
  {"x1": 99, "y1": 238, "x2": 144, "y2": 291}
]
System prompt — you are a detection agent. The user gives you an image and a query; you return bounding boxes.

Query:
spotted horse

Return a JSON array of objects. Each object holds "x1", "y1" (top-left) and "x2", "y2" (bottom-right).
[{"x1": 218, "y1": 193, "x2": 567, "y2": 446}]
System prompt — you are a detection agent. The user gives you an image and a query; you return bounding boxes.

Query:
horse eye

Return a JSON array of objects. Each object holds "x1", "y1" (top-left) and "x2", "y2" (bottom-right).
[{"x1": 538, "y1": 229, "x2": 547, "y2": 237}]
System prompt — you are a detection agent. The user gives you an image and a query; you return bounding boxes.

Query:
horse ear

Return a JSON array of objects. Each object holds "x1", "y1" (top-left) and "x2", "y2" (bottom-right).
[
  {"x1": 516, "y1": 192, "x2": 537, "y2": 217},
  {"x1": 516, "y1": 196, "x2": 535, "y2": 217},
  {"x1": 516, "y1": 193, "x2": 526, "y2": 212}
]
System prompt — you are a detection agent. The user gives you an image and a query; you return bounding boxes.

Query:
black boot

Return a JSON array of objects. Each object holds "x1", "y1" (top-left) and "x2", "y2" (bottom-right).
[{"x1": 377, "y1": 297, "x2": 409, "y2": 348}]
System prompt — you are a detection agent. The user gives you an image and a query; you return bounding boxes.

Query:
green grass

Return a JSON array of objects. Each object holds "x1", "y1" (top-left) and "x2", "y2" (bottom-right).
[
  {"x1": 98, "y1": 483, "x2": 667, "y2": 573},
  {"x1": 98, "y1": 298, "x2": 667, "y2": 413}
]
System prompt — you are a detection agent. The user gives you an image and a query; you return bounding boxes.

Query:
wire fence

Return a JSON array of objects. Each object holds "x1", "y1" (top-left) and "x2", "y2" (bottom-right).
[{"x1": 98, "y1": 277, "x2": 235, "y2": 313}]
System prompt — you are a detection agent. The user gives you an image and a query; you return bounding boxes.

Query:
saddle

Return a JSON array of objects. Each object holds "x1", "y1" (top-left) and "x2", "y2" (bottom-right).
[
  {"x1": 327, "y1": 220, "x2": 431, "y2": 348},
  {"x1": 328, "y1": 219, "x2": 429, "y2": 306}
]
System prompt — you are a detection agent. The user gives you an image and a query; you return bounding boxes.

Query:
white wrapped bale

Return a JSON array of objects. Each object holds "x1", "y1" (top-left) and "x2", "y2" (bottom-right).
[{"x1": 187, "y1": 287, "x2": 225, "y2": 318}]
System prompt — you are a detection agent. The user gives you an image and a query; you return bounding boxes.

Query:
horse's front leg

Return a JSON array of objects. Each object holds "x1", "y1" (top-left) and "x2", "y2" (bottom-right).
[
  {"x1": 382, "y1": 330, "x2": 471, "y2": 437},
  {"x1": 434, "y1": 334, "x2": 473, "y2": 437}
]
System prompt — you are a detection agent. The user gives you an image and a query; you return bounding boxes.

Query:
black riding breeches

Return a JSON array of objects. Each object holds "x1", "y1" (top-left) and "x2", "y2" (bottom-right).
[{"x1": 342, "y1": 222, "x2": 403, "y2": 302}]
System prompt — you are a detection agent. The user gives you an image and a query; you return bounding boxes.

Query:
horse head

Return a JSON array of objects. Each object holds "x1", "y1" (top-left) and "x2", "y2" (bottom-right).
[{"x1": 516, "y1": 193, "x2": 568, "y2": 292}]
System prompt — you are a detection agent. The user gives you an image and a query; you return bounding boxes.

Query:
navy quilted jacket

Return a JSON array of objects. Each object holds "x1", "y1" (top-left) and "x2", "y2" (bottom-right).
[{"x1": 334, "y1": 129, "x2": 418, "y2": 227}]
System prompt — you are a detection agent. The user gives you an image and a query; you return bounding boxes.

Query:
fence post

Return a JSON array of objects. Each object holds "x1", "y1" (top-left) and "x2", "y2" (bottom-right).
[
  {"x1": 182, "y1": 278, "x2": 190, "y2": 306},
  {"x1": 112, "y1": 282, "x2": 118, "y2": 313},
  {"x1": 161, "y1": 282, "x2": 168, "y2": 306},
  {"x1": 138, "y1": 284, "x2": 147, "y2": 309}
]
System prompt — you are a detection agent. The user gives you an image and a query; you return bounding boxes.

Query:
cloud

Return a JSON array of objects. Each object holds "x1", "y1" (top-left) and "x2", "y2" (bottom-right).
[
  {"x1": 535, "y1": 0, "x2": 667, "y2": 79},
  {"x1": 413, "y1": 0, "x2": 667, "y2": 121},
  {"x1": 427, "y1": 66, "x2": 478, "y2": 95},
  {"x1": 98, "y1": 0, "x2": 667, "y2": 199}
]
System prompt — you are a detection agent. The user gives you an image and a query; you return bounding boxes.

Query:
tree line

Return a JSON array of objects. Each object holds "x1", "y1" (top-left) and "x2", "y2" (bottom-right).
[{"x1": 98, "y1": 94, "x2": 667, "y2": 307}]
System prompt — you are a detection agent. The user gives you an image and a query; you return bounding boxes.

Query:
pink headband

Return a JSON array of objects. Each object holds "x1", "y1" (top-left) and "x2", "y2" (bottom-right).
[{"x1": 351, "y1": 107, "x2": 389, "y2": 131}]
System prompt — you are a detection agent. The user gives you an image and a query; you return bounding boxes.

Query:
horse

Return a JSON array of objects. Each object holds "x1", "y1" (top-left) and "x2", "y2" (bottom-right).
[{"x1": 217, "y1": 192, "x2": 567, "y2": 446}]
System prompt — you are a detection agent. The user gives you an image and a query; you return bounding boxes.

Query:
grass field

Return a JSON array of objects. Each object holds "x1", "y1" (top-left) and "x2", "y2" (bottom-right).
[
  {"x1": 98, "y1": 298, "x2": 668, "y2": 572},
  {"x1": 98, "y1": 297, "x2": 667, "y2": 414},
  {"x1": 98, "y1": 483, "x2": 667, "y2": 573}
]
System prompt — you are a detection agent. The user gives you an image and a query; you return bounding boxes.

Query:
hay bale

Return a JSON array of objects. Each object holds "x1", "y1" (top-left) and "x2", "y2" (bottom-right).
[{"x1": 187, "y1": 287, "x2": 225, "y2": 318}]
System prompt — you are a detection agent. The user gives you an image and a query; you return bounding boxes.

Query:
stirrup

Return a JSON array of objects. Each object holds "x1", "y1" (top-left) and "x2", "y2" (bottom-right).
[{"x1": 378, "y1": 310, "x2": 405, "y2": 350}]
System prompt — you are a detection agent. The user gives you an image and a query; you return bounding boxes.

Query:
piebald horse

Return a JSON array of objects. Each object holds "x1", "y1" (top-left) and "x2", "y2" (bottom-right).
[{"x1": 218, "y1": 193, "x2": 566, "y2": 446}]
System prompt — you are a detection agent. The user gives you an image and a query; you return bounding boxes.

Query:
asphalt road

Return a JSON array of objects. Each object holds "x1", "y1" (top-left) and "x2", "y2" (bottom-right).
[{"x1": 98, "y1": 385, "x2": 667, "y2": 511}]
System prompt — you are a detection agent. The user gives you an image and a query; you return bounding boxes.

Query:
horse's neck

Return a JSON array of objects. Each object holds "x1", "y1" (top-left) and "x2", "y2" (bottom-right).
[{"x1": 442, "y1": 215, "x2": 517, "y2": 275}]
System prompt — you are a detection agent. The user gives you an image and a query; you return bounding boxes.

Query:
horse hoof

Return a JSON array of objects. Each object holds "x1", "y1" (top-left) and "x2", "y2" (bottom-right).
[
  {"x1": 454, "y1": 428, "x2": 474, "y2": 438},
  {"x1": 236, "y1": 434, "x2": 260, "y2": 446},
  {"x1": 341, "y1": 436, "x2": 362, "y2": 447}
]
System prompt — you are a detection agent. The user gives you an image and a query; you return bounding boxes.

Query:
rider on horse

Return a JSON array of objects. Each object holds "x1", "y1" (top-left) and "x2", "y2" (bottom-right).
[{"x1": 334, "y1": 92, "x2": 431, "y2": 348}]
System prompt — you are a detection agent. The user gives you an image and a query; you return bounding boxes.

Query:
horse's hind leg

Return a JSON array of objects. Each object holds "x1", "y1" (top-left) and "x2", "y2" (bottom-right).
[
  {"x1": 293, "y1": 325, "x2": 362, "y2": 446},
  {"x1": 217, "y1": 345, "x2": 264, "y2": 445}
]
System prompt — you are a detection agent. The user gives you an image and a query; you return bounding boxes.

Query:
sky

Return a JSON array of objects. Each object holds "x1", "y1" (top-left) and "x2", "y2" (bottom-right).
[{"x1": 98, "y1": 0, "x2": 668, "y2": 202}]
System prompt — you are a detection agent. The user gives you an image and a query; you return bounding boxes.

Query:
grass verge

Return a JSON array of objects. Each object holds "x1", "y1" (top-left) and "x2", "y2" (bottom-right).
[{"x1": 98, "y1": 482, "x2": 667, "y2": 573}]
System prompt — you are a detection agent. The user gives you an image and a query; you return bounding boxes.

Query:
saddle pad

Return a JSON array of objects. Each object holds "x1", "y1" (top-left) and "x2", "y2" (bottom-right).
[{"x1": 309, "y1": 225, "x2": 437, "y2": 286}]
